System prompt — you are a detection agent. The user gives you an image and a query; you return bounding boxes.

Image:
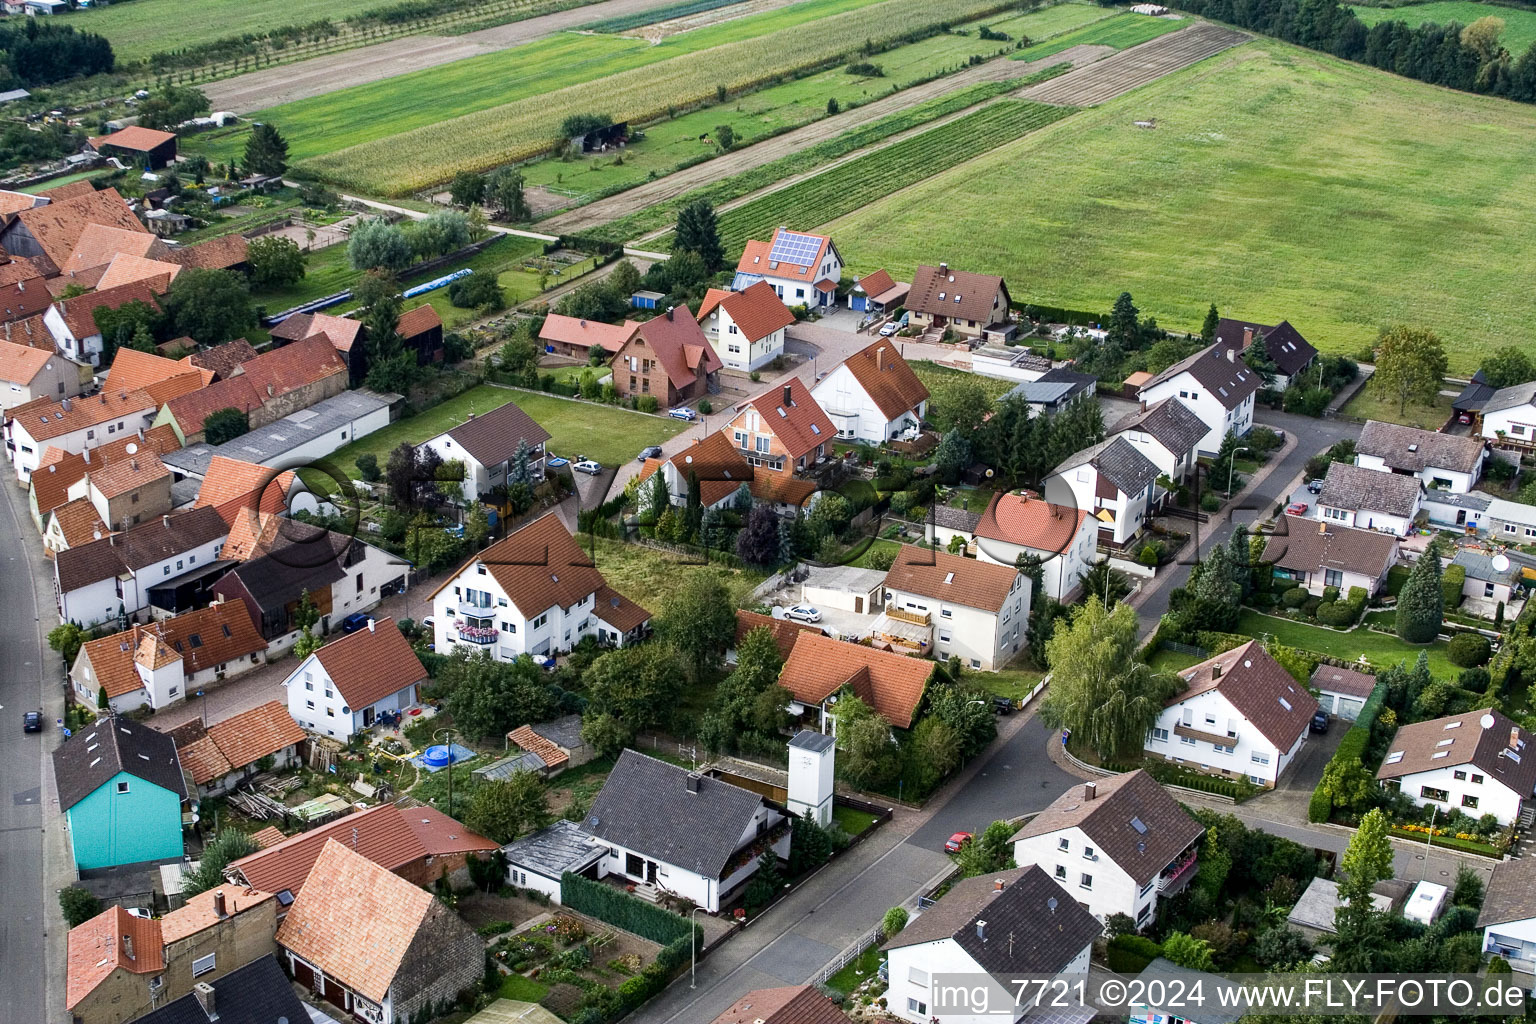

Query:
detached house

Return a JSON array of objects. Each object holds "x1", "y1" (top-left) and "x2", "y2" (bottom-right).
[
  {"x1": 1376, "y1": 708, "x2": 1536, "y2": 826},
  {"x1": 904, "y1": 262, "x2": 1011, "y2": 342},
  {"x1": 1477, "y1": 857, "x2": 1536, "y2": 992},
  {"x1": 779, "y1": 631, "x2": 934, "y2": 730},
  {"x1": 276, "y1": 840, "x2": 485, "y2": 1024},
  {"x1": 1213, "y1": 318, "x2": 1318, "y2": 390},
  {"x1": 416, "y1": 399, "x2": 550, "y2": 502},
  {"x1": 54, "y1": 505, "x2": 229, "y2": 627},
  {"x1": 1261, "y1": 515, "x2": 1400, "y2": 598},
  {"x1": 1045, "y1": 436, "x2": 1160, "y2": 549},
  {"x1": 1479, "y1": 383, "x2": 1536, "y2": 451},
  {"x1": 70, "y1": 600, "x2": 267, "y2": 714},
  {"x1": 882, "y1": 865, "x2": 1100, "y2": 1024},
  {"x1": 1145, "y1": 642, "x2": 1317, "y2": 788},
  {"x1": 636, "y1": 431, "x2": 817, "y2": 514},
  {"x1": 1318, "y1": 461, "x2": 1422, "y2": 536},
  {"x1": 732, "y1": 227, "x2": 843, "y2": 309},
  {"x1": 610, "y1": 304, "x2": 720, "y2": 407},
  {"x1": 281, "y1": 617, "x2": 427, "y2": 740},
  {"x1": 0, "y1": 337, "x2": 85, "y2": 411},
  {"x1": 1012, "y1": 771, "x2": 1204, "y2": 929},
  {"x1": 52, "y1": 717, "x2": 185, "y2": 871},
  {"x1": 722, "y1": 378, "x2": 834, "y2": 473},
  {"x1": 1108, "y1": 397, "x2": 1209, "y2": 488},
  {"x1": 584, "y1": 749, "x2": 790, "y2": 913},
  {"x1": 45, "y1": 279, "x2": 170, "y2": 367},
  {"x1": 1355, "y1": 420, "x2": 1485, "y2": 493},
  {"x1": 881, "y1": 545, "x2": 1029, "y2": 671},
  {"x1": 429, "y1": 513, "x2": 651, "y2": 659},
  {"x1": 811, "y1": 337, "x2": 930, "y2": 444},
  {"x1": 973, "y1": 489, "x2": 1099, "y2": 602},
  {"x1": 1137, "y1": 343, "x2": 1259, "y2": 456},
  {"x1": 698, "y1": 280, "x2": 795, "y2": 372}
]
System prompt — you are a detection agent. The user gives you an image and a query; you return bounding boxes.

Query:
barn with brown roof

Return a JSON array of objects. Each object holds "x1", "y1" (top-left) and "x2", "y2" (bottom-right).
[
  {"x1": 0, "y1": 187, "x2": 145, "y2": 273},
  {"x1": 1146, "y1": 641, "x2": 1318, "y2": 788},
  {"x1": 171, "y1": 700, "x2": 303, "y2": 795},
  {"x1": 90, "y1": 126, "x2": 179, "y2": 169}
]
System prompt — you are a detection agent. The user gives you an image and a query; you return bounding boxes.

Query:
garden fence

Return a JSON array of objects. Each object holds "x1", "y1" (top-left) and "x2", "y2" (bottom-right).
[{"x1": 816, "y1": 924, "x2": 885, "y2": 986}]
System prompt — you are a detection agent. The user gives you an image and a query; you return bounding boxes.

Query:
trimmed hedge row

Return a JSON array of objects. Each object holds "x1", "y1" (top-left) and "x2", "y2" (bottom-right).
[
  {"x1": 1307, "y1": 681, "x2": 1387, "y2": 823},
  {"x1": 559, "y1": 872, "x2": 691, "y2": 944}
]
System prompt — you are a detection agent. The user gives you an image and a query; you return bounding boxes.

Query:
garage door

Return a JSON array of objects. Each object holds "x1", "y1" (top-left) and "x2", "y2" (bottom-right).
[{"x1": 1338, "y1": 697, "x2": 1365, "y2": 721}]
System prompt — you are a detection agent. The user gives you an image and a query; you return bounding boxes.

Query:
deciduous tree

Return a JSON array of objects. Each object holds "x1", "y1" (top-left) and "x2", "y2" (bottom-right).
[
  {"x1": 1479, "y1": 344, "x2": 1535, "y2": 388},
  {"x1": 450, "y1": 171, "x2": 487, "y2": 208},
  {"x1": 584, "y1": 643, "x2": 685, "y2": 733},
  {"x1": 655, "y1": 575, "x2": 736, "y2": 682},
  {"x1": 203, "y1": 407, "x2": 250, "y2": 445},
  {"x1": 465, "y1": 770, "x2": 551, "y2": 844},
  {"x1": 442, "y1": 651, "x2": 558, "y2": 740},
  {"x1": 1373, "y1": 325, "x2": 1448, "y2": 415},
  {"x1": 164, "y1": 268, "x2": 255, "y2": 345},
  {"x1": 247, "y1": 235, "x2": 305, "y2": 287},
  {"x1": 347, "y1": 217, "x2": 413, "y2": 273}
]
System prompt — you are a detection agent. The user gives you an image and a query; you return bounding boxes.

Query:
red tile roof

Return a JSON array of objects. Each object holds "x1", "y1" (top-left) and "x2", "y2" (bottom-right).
[
  {"x1": 853, "y1": 269, "x2": 897, "y2": 298},
  {"x1": 13, "y1": 188, "x2": 145, "y2": 269},
  {"x1": 311, "y1": 617, "x2": 427, "y2": 710},
  {"x1": 60, "y1": 224, "x2": 167, "y2": 276},
  {"x1": 698, "y1": 280, "x2": 795, "y2": 343},
  {"x1": 539, "y1": 312, "x2": 637, "y2": 354},
  {"x1": 734, "y1": 229, "x2": 836, "y2": 285},
  {"x1": 976, "y1": 490, "x2": 1088, "y2": 557},
  {"x1": 159, "y1": 886, "x2": 274, "y2": 945},
  {"x1": 907, "y1": 263, "x2": 1009, "y2": 325},
  {"x1": 509, "y1": 724, "x2": 569, "y2": 770},
  {"x1": 0, "y1": 278, "x2": 51, "y2": 323},
  {"x1": 55, "y1": 279, "x2": 164, "y2": 340},
  {"x1": 184, "y1": 337, "x2": 258, "y2": 379},
  {"x1": 237, "y1": 333, "x2": 347, "y2": 398},
  {"x1": 141, "y1": 368, "x2": 212, "y2": 406},
  {"x1": 0, "y1": 254, "x2": 52, "y2": 287},
  {"x1": 10, "y1": 387, "x2": 156, "y2": 443},
  {"x1": 202, "y1": 700, "x2": 304, "y2": 780},
  {"x1": 0, "y1": 189, "x2": 41, "y2": 216},
  {"x1": 734, "y1": 609, "x2": 822, "y2": 661},
  {"x1": 90, "y1": 126, "x2": 177, "y2": 153},
  {"x1": 0, "y1": 311, "x2": 52, "y2": 349},
  {"x1": 48, "y1": 497, "x2": 110, "y2": 549},
  {"x1": 66, "y1": 906, "x2": 164, "y2": 1010},
  {"x1": 0, "y1": 337, "x2": 57, "y2": 385},
  {"x1": 593, "y1": 583, "x2": 652, "y2": 632},
  {"x1": 169, "y1": 233, "x2": 249, "y2": 271},
  {"x1": 96, "y1": 253, "x2": 183, "y2": 291},
  {"x1": 164, "y1": 374, "x2": 263, "y2": 434},
  {"x1": 627, "y1": 304, "x2": 720, "y2": 391},
  {"x1": 194, "y1": 456, "x2": 296, "y2": 521},
  {"x1": 270, "y1": 311, "x2": 363, "y2": 352},
  {"x1": 883, "y1": 543, "x2": 1021, "y2": 613},
  {"x1": 836, "y1": 337, "x2": 929, "y2": 421},
  {"x1": 78, "y1": 602, "x2": 267, "y2": 699},
  {"x1": 36, "y1": 179, "x2": 99, "y2": 202},
  {"x1": 85, "y1": 449, "x2": 168, "y2": 499},
  {"x1": 232, "y1": 804, "x2": 496, "y2": 900},
  {"x1": 396, "y1": 303, "x2": 441, "y2": 339},
  {"x1": 104, "y1": 347, "x2": 188, "y2": 392},
  {"x1": 735, "y1": 377, "x2": 834, "y2": 462},
  {"x1": 708, "y1": 985, "x2": 850, "y2": 1024},
  {"x1": 779, "y1": 632, "x2": 933, "y2": 728},
  {"x1": 30, "y1": 424, "x2": 181, "y2": 519},
  {"x1": 251, "y1": 825, "x2": 286, "y2": 849},
  {"x1": 1173, "y1": 641, "x2": 1318, "y2": 748}
]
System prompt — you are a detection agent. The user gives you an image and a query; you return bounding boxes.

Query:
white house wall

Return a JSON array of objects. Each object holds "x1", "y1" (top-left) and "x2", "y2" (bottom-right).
[
  {"x1": 1319, "y1": 503, "x2": 1416, "y2": 537},
  {"x1": 58, "y1": 533, "x2": 227, "y2": 627},
  {"x1": 886, "y1": 938, "x2": 1090, "y2": 1024},
  {"x1": 1139, "y1": 376, "x2": 1252, "y2": 456},
  {"x1": 883, "y1": 578, "x2": 1027, "y2": 671},
  {"x1": 1355, "y1": 454, "x2": 1479, "y2": 494},
  {"x1": 8, "y1": 403, "x2": 157, "y2": 482},
  {"x1": 1482, "y1": 406, "x2": 1536, "y2": 449},
  {"x1": 1145, "y1": 688, "x2": 1299, "y2": 788},
  {"x1": 811, "y1": 363, "x2": 923, "y2": 444},
  {"x1": 975, "y1": 512, "x2": 1099, "y2": 603},
  {"x1": 283, "y1": 656, "x2": 418, "y2": 741},
  {"x1": 1014, "y1": 825, "x2": 1163, "y2": 928},
  {"x1": 1388, "y1": 762, "x2": 1523, "y2": 825}
]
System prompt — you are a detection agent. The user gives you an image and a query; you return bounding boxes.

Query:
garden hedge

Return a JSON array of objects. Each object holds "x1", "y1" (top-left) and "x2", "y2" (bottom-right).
[
  {"x1": 560, "y1": 872, "x2": 692, "y2": 945},
  {"x1": 1282, "y1": 587, "x2": 1309, "y2": 609},
  {"x1": 1447, "y1": 633, "x2": 1491, "y2": 668},
  {"x1": 1443, "y1": 564, "x2": 1466, "y2": 608},
  {"x1": 1308, "y1": 681, "x2": 1387, "y2": 822}
]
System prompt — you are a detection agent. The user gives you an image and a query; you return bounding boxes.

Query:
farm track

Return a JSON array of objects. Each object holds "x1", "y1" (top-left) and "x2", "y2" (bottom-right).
[
  {"x1": 202, "y1": 0, "x2": 693, "y2": 112},
  {"x1": 1018, "y1": 22, "x2": 1250, "y2": 106},
  {"x1": 540, "y1": 45, "x2": 1113, "y2": 236}
]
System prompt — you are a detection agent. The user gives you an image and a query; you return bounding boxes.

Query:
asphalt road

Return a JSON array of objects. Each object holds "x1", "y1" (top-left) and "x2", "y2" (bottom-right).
[{"x1": 0, "y1": 478, "x2": 54, "y2": 1021}]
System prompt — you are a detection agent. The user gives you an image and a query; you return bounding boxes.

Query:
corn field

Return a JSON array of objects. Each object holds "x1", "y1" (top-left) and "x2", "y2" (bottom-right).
[{"x1": 301, "y1": 0, "x2": 1022, "y2": 194}]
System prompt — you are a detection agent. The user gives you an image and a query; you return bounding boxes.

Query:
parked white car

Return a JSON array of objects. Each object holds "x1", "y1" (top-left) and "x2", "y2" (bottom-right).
[
  {"x1": 879, "y1": 321, "x2": 899, "y2": 337},
  {"x1": 573, "y1": 459, "x2": 603, "y2": 476},
  {"x1": 785, "y1": 605, "x2": 821, "y2": 623},
  {"x1": 668, "y1": 407, "x2": 698, "y2": 421}
]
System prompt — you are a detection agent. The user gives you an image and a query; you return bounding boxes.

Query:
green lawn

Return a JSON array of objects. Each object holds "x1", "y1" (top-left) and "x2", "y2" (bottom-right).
[
  {"x1": 824, "y1": 945, "x2": 884, "y2": 998},
  {"x1": 832, "y1": 805, "x2": 881, "y2": 837},
  {"x1": 325, "y1": 385, "x2": 689, "y2": 481},
  {"x1": 1146, "y1": 647, "x2": 1205, "y2": 674},
  {"x1": 987, "y1": 663, "x2": 1047, "y2": 701},
  {"x1": 587, "y1": 538, "x2": 769, "y2": 611},
  {"x1": 19, "y1": 170, "x2": 104, "y2": 194},
  {"x1": 1350, "y1": 1, "x2": 1536, "y2": 56},
  {"x1": 1338, "y1": 382, "x2": 1456, "y2": 430},
  {"x1": 518, "y1": 3, "x2": 1110, "y2": 211},
  {"x1": 499, "y1": 973, "x2": 550, "y2": 1002},
  {"x1": 1235, "y1": 609, "x2": 1456, "y2": 679},
  {"x1": 55, "y1": 0, "x2": 382, "y2": 63},
  {"x1": 1010, "y1": 10, "x2": 1184, "y2": 60},
  {"x1": 823, "y1": 39, "x2": 1536, "y2": 373},
  {"x1": 849, "y1": 538, "x2": 901, "y2": 568}
]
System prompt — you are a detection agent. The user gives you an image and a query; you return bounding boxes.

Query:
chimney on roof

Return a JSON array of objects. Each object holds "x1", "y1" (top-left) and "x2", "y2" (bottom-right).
[
  {"x1": 122, "y1": 934, "x2": 135, "y2": 961},
  {"x1": 137, "y1": 428, "x2": 144, "y2": 441},
  {"x1": 193, "y1": 981, "x2": 215, "y2": 1018},
  {"x1": 1212, "y1": 662, "x2": 1223, "y2": 680},
  {"x1": 466, "y1": 411, "x2": 475, "y2": 420},
  {"x1": 1242, "y1": 327, "x2": 1254, "y2": 349},
  {"x1": 976, "y1": 920, "x2": 987, "y2": 942},
  {"x1": 213, "y1": 890, "x2": 226, "y2": 918},
  {"x1": 939, "y1": 262, "x2": 948, "y2": 273},
  {"x1": 61, "y1": 397, "x2": 71, "y2": 412},
  {"x1": 666, "y1": 306, "x2": 675, "y2": 321},
  {"x1": 994, "y1": 878, "x2": 1006, "y2": 892},
  {"x1": 1511, "y1": 727, "x2": 1520, "y2": 750},
  {"x1": 783, "y1": 384, "x2": 792, "y2": 405},
  {"x1": 130, "y1": 458, "x2": 138, "y2": 471},
  {"x1": 685, "y1": 773, "x2": 700, "y2": 794},
  {"x1": 876, "y1": 347, "x2": 885, "y2": 372},
  {"x1": 1319, "y1": 520, "x2": 1327, "y2": 535},
  {"x1": 1226, "y1": 348, "x2": 1236, "y2": 363},
  {"x1": 367, "y1": 618, "x2": 375, "y2": 633},
  {"x1": 266, "y1": 384, "x2": 274, "y2": 398},
  {"x1": 83, "y1": 447, "x2": 91, "y2": 464},
  {"x1": 163, "y1": 515, "x2": 171, "y2": 528},
  {"x1": 579, "y1": 319, "x2": 586, "y2": 327},
  {"x1": 1085, "y1": 781, "x2": 1096, "y2": 801}
]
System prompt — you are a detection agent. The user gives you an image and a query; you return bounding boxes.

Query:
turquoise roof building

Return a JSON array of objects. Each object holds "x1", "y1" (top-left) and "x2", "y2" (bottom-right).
[{"x1": 53, "y1": 716, "x2": 186, "y2": 871}]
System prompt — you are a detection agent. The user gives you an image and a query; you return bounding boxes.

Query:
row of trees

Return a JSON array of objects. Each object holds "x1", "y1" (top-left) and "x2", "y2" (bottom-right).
[
  {"x1": 1, "y1": 19, "x2": 113, "y2": 88},
  {"x1": 348, "y1": 212, "x2": 476, "y2": 274},
  {"x1": 926, "y1": 375, "x2": 1106, "y2": 490},
  {"x1": 446, "y1": 167, "x2": 532, "y2": 221},
  {"x1": 1177, "y1": 0, "x2": 1536, "y2": 102}
]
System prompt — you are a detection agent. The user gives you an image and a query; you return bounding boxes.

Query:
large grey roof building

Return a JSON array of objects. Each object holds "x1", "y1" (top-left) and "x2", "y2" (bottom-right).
[{"x1": 161, "y1": 389, "x2": 393, "y2": 479}]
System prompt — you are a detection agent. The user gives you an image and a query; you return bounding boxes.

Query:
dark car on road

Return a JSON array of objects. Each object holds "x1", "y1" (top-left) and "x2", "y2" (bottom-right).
[
  {"x1": 340, "y1": 612, "x2": 371, "y2": 634},
  {"x1": 1311, "y1": 710, "x2": 1330, "y2": 733},
  {"x1": 992, "y1": 696, "x2": 1014, "y2": 715},
  {"x1": 22, "y1": 711, "x2": 42, "y2": 733}
]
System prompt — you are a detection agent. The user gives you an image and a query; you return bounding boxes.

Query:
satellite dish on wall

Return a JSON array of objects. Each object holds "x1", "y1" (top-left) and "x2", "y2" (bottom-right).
[{"x1": 1481, "y1": 713, "x2": 1497, "y2": 730}]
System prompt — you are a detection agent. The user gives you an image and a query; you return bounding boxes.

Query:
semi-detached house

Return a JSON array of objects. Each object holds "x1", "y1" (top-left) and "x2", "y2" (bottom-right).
[
  {"x1": 1012, "y1": 770, "x2": 1204, "y2": 929},
  {"x1": 1376, "y1": 707, "x2": 1536, "y2": 826},
  {"x1": 1212, "y1": 317, "x2": 1318, "y2": 390},
  {"x1": 1136, "y1": 342, "x2": 1259, "y2": 456},
  {"x1": 1317, "y1": 460, "x2": 1422, "y2": 536},
  {"x1": 1145, "y1": 641, "x2": 1317, "y2": 788},
  {"x1": 1108, "y1": 396, "x2": 1210, "y2": 489},
  {"x1": 1354, "y1": 419, "x2": 1486, "y2": 493},
  {"x1": 1045, "y1": 435, "x2": 1161, "y2": 549},
  {"x1": 881, "y1": 545, "x2": 1028, "y2": 671},
  {"x1": 722, "y1": 377, "x2": 834, "y2": 474},
  {"x1": 636, "y1": 431, "x2": 817, "y2": 514},
  {"x1": 429, "y1": 513, "x2": 651, "y2": 660}
]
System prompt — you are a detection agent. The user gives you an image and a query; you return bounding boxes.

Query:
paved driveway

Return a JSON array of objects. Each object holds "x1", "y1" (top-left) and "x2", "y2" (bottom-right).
[{"x1": 1239, "y1": 722, "x2": 1344, "y2": 822}]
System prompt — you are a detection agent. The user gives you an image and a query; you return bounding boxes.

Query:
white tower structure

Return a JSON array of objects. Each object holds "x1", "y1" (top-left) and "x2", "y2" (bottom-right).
[{"x1": 787, "y1": 729, "x2": 835, "y2": 828}]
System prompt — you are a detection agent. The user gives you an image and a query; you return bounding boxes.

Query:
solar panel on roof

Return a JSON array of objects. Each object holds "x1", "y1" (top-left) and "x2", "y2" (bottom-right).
[{"x1": 768, "y1": 230, "x2": 822, "y2": 267}]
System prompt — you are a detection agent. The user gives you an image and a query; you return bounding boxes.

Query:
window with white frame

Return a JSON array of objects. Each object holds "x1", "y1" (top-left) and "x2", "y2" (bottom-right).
[
  {"x1": 1152, "y1": 728, "x2": 1169, "y2": 741},
  {"x1": 191, "y1": 953, "x2": 216, "y2": 978}
]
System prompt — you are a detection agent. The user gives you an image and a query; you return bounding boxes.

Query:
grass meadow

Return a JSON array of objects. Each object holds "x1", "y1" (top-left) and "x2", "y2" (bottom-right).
[
  {"x1": 56, "y1": 0, "x2": 380, "y2": 63},
  {"x1": 1349, "y1": 1, "x2": 1536, "y2": 55},
  {"x1": 1010, "y1": 10, "x2": 1185, "y2": 60},
  {"x1": 822, "y1": 40, "x2": 1536, "y2": 372}
]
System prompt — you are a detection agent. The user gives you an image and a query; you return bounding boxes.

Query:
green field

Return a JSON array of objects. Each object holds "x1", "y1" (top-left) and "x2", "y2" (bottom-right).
[
  {"x1": 1235, "y1": 610, "x2": 1457, "y2": 680},
  {"x1": 274, "y1": 0, "x2": 1016, "y2": 193},
  {"x1": 712, "y1": 100, "x2": 1076, "y2": 252},
  {"x1": 1011, "y1": 10, "x2": 1184, "y2": 60},
  {"x1": 519, "y1": 3, "x2": 1113, "y2": 210},
  {"x1": 822, "y1": 40, "x2": 1536, "y2": 372},
  {"x1": 54, "y1": 0, "x2": 381, "y2": 63},
  {"x1": 326, "y1": 385, "x2": 689, "y2": 479},
  {"x1": 1350, "y1": 1, "x2": 1536, "y2": 55}
]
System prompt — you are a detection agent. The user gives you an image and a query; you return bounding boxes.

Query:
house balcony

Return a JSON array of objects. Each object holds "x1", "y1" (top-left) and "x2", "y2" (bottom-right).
[
  {"x1": 458, "y1": 601, "x2": 494, "y2": 618},
  {"x1": 454, "y1": 621, "x2": 498, "y2": 645},
  {"x1": 1157, "y1": 851, "x2": 1199, "y2": 895},
  {"x1": 886, "y1": 606, "x2": 931, "y2": 627},
  {"x1": 1174, "y1": 723, "x2": 1236, "y2": 746}
]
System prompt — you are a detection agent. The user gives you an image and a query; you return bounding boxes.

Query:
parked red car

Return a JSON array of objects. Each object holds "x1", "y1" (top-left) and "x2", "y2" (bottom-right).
[
  {"x1": 1286, "y1": 502, "x2": 1309, "y2": 516},
  {"x1": 945, "y1": 831, "x2": 973, "y2": 853}
]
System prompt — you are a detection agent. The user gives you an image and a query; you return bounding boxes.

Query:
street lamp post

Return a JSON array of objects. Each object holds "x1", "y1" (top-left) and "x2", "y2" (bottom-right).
[
  {"x1": 1226, "y1": 446, "x2": 1250, "y2": 499},
  {"x1": 690, "y1": 906, "x2": 705, "y2": 989}
]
